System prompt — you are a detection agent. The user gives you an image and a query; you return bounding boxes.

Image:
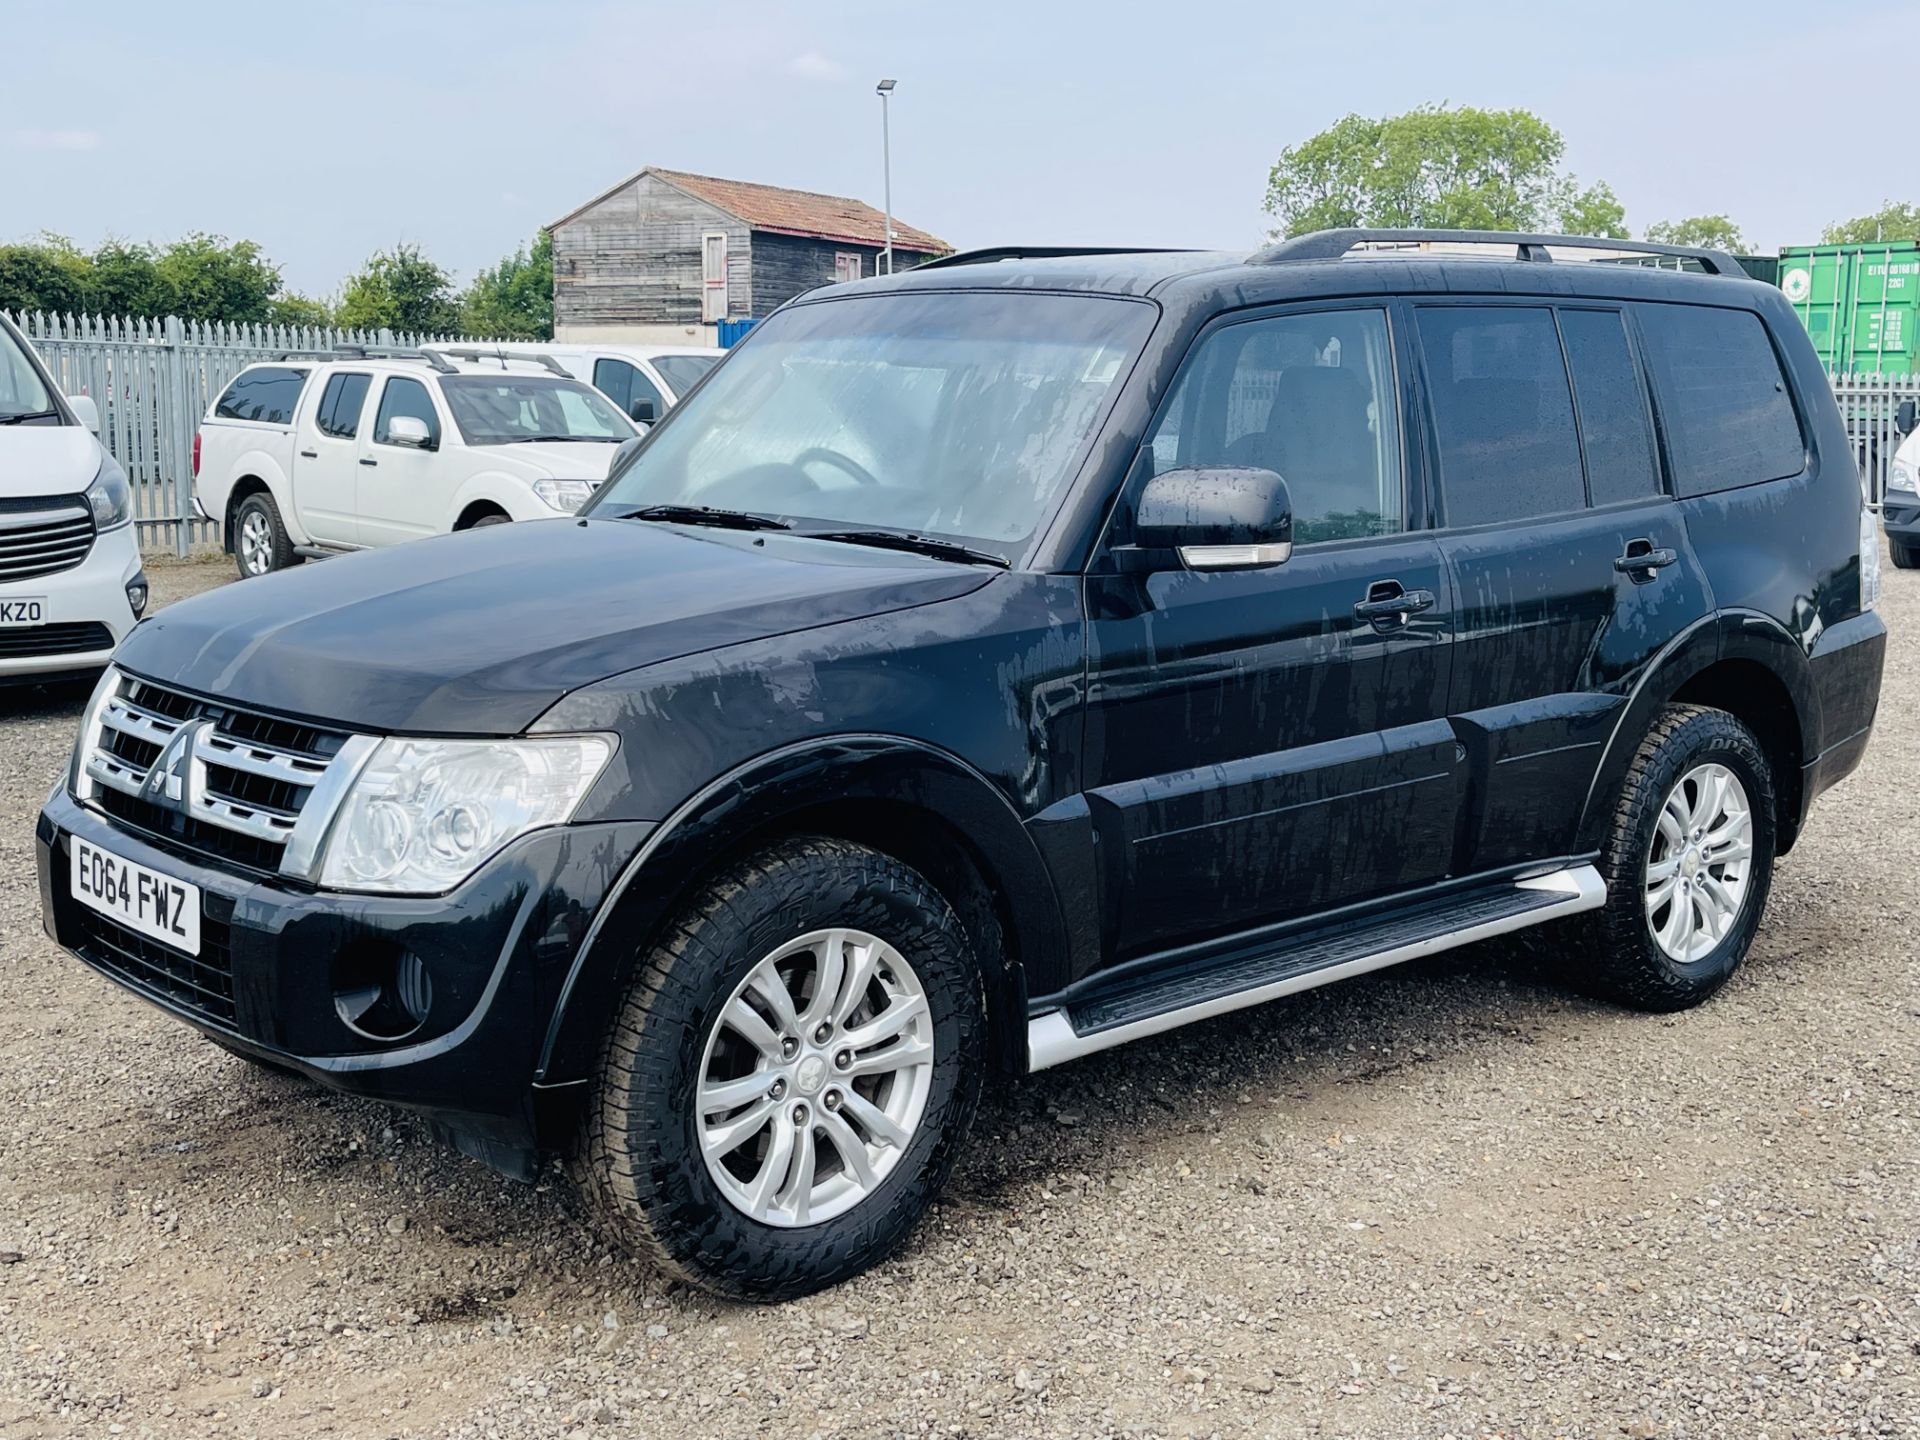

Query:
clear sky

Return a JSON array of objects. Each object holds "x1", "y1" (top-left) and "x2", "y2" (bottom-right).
[{"x1": 3, "y1": 0, "x2": 1911, "y2": 298}]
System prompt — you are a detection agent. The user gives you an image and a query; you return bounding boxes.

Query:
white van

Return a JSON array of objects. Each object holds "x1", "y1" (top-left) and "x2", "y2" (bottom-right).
[
  {"x1": 462, "y1": 342, "x2": 723, "y2": 424},
  {"x1": 0, "y1": 313, "x2": 145, "y2": 682}
]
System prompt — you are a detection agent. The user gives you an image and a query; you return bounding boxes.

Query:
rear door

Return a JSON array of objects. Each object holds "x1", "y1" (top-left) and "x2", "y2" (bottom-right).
[
  {"x1": 355, "y1": 376, "x2": 450, "y2": 547},
  {"x1": 293, "y1": 370, "x2": 372, "y2": 546},
  {"x1": 1414, "y1": 301, "x2": 1711, "y2": 874},
  {"x1": 1081, "y1": 303, "x2": 1462, "y2": 960}
]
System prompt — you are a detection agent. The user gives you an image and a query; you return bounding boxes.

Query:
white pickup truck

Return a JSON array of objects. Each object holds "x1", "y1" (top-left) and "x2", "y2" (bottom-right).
[{"x1": 193, "y1": 349, "x2": 639, "y2": 577}]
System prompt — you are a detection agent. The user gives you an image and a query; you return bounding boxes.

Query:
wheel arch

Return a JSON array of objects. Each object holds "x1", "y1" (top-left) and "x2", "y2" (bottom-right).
[
  {"x1": 453, "y1": 498, "x2": 513, "y2": 530},
  {"x1": 1577, "y1": 611, "x2": 1819, "y2": 856},
  {"x1": 536, "y1": 736, "x2": 1069, "y2": 1087},
  {"x1": 222, "y1": 464, "x2": 300, "y2": 550}
]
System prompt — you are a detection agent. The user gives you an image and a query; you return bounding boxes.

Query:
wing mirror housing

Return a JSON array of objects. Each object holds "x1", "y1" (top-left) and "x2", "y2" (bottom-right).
[
  {"x1": 1897, "y1": 399, "x2": 1918, "y2": 437},
  {"x1": 606, "y1": 434, "x2": 647, "y2": 487},
  {"x1": 385, "y1": 415, "x2": 434, "y2": 450},
  {"x1": 630, "y1": 398, "x2": 657, "y2": 424},
  {"x1": 67, "y1": 395, "x2": 100, "y2": 434},
  {"x1": 1128, "y1": 465, "x2": 1293, "y2": 571}
]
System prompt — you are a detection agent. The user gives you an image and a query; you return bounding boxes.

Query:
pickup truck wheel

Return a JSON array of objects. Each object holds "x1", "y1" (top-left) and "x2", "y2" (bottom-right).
[
  {"x1": 233, "y1": 492, "x2": 297, "y2": 578},
  {"x1": 1890, "y1": 541, "x2": 1919, "y2": 570},
  {"x1": 572, "y1": 837, "x2": 984, "y2": 1301},
  {"x1": 469, "y1": 513, "x2": 510, "y2": 528},
  {"x1": 1578, "y1": 704, "x2": 1776, "y2": 1012}
]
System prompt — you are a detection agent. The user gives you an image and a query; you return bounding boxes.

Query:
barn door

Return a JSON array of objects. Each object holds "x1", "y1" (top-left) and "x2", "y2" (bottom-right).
[{"x1": 701, "y1": 233, "x2": 729, "y2": 322}]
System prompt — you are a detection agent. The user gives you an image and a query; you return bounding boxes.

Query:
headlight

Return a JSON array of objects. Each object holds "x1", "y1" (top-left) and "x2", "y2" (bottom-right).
[
  {"x1": 86, "y1": 457, "x2": 132, "y2": 531},
  {"x1": 1890, "y1": 459, "x2": 1918, "y2": 496},
  {"x1": 533, "y1": 479, "x2": 597, "y2": 513},
  {"x1": 317, "y1": 734, "x2": 614, "y2": 894}
]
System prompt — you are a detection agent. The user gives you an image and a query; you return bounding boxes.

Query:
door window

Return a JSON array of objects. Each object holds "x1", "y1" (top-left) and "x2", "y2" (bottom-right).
[
  {"x1": 593, "y1": 357, "x2": 665, "y2": 422},
  {"x1": 1558, "y1": 310, "x2": 1661, "y2": 507},
  {"x1": 1146, "y1": 308, "x2": 1404, "y2": 545},
  {"x1": 374, "y1": 376, "x2": 440, "y2": 447},
  {"x1": 314, "y1": 372, "x2": 371, "y2": 440},
  {"x1": 1634, "y1": 303, "x2": 1805, "y2": 495},
  {"x1": 1418, "y1": 306, "x2": 1585, "y2": 527}
]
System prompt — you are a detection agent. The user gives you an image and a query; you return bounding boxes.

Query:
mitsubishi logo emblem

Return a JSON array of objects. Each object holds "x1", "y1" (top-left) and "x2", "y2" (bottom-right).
[{"x1": 143, "y1": 719, "x2": 211, "y2": 812}]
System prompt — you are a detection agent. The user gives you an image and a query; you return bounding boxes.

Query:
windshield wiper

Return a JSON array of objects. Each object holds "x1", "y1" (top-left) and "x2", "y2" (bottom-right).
[
  {"x1": 513, "y1": 433, "x2": 623, "y2": 443},
  {"x1": 615, "y1": 503, "x2": 792, "y2": 532},
  {"x1": 0, "y1": 409, "x2": 59, "y2": 426},
  {"x1": 799, "y1": 529, "x2": 1010, "y2": 569}
]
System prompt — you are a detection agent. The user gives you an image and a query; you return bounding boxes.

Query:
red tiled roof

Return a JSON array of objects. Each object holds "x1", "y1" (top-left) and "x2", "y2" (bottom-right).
[{"x1": 553, "y1": 166, "x2": 949, "y2": 254}]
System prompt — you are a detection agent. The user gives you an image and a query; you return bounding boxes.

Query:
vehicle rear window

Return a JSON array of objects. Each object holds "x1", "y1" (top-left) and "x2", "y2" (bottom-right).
[
  {"x1": 1417, "y1": 306, "x2": 1585, "y2": 527},
  {"x1": 1634, "y1": 304, "x2": 1804, "y2": 496},
  {"x1": 315, "y1": 372, "x2": 371, "y2": 440},
  {"x1": 1558, "y1": 309, "x2": 1663, "y2": 506},
  {"x1": 215, "y1": 366, "x2": 308, "y2": 425}
]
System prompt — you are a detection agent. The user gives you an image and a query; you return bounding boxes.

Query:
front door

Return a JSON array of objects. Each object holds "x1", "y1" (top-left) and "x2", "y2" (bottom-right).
[
  {"x1": 293, "y1": 370, "x2": 371, "y2": 546},
  {"x1": 1412, "y1": 302, "x2": 1712, "y2": 873},
  {"x1": 1082, "y1": 304, "x2": 1462, "y2": 963},
  {"x1": 356, "y1": 375, "x2": 449, "y2": 548}
]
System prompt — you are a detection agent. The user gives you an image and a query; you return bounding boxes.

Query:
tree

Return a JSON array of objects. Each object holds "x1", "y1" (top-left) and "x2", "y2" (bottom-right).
[
  {"x1": 336, "y1": 244, "x2": 459, "y2": 335},
  {"x1": 87, "y1": 239, "x2": 172, "y2": 316},
  {"x1": 1645, "y1": 215, "x2": 1747, "y2": 252},
  {"x1": 1820, "y1": 202, "x2": 1920, "y2": 245},
  {"x1": 268, "y1": 293, "x2": 335, "y2": 327},
  {"x1": 0, "y1": 235, "x2": 92, "y2": 314},
  {"x1": 152, "y1": 234, "x2": 282, "y2": 323},
  {"x1": 1264, "y1": 104, "x2": 1626, "y2": 239},
  {"x1": 459, "y1": 231, "x2": 553, "y2": 339}
]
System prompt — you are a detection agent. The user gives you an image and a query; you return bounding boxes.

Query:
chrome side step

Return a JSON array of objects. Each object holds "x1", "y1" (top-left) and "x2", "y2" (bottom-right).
[{"x1": 1027, "y1": 864, "x2": 1606, "y2": 1071}]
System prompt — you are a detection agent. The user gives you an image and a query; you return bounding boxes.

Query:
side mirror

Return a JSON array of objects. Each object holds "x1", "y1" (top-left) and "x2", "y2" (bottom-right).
[
  {"x1": 1898, "y1": 399, "x2": 1918, "y2": 437},
  {"x1": 1132, "y1": 465, "x2": 1293, "y2": 570},
  {"x1": 67, "y1": 395, "x2": 100, "y2": 434},
  {"x1": 386, "y1": 415, "x2": 433, "y2": 449},
  {"x1": 606, "y1": 434, "x2": 647, "y2": 487},
  {"x1": 629, "y1": 399, "x2": 657, "y2": 424}
]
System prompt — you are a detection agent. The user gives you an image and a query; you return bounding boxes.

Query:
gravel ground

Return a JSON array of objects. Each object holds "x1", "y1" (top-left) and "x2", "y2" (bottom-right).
[{"x1": 0, "y1": 549, "x2": 1914, "y2": 1440}]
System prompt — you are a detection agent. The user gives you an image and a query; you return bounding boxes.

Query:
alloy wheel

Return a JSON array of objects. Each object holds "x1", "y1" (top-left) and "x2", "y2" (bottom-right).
[
  {"x1": 697, "y1": 927, "x2": 935, "y2": 1227},
  {"x1": 239, "y1": 509, "x2": 273, "y2": 575},
  {"x1": 1644, "y1": 761, "x2": 1754, "y2": 963}
]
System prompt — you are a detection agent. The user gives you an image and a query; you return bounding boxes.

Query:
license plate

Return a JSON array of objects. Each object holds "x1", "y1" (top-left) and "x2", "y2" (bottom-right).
[
  {"x1": 0, "y1": 597, "x2": 46, "y2": 627},
  {"x1": 71, "y1": 838, "x2": 201, "y2": 956}
]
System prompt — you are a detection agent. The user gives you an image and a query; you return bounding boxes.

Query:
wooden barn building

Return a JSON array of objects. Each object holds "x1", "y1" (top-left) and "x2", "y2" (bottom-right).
[{"x1": 548, "y1": 167, "x2": 950, "y2": 345}]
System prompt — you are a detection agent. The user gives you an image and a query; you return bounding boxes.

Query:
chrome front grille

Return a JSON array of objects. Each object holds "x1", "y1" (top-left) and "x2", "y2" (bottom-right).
[
  {"x1": 0, "y1": 498, "x2": 94, "y2": 583},
  {"x1": 75, "y1": 669, "x2": 374, "y2": 877}
]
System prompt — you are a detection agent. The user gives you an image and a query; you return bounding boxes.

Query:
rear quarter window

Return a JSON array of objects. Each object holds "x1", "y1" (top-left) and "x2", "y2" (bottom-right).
[
  {"x1": 1634, "y1": 304, "x2": 1805, "y2": 496},
  {"x1": 215, "y1": 366, "x2": 308, "y2": 426}
]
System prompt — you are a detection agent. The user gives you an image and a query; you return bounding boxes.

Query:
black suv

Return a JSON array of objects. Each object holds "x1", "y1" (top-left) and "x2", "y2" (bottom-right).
[{"x1": 37, "y1": 230, "x2": 1885, "y2": 1299}]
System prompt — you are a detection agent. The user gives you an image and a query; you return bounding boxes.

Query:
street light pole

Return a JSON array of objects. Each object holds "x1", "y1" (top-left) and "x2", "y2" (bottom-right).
[{"x1": 876, "y1": 78, "x2": 896, "y2": 275}]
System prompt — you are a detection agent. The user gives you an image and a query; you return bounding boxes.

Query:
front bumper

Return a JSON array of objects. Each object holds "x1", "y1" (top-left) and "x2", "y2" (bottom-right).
[
  {"x1": 37, "y1": 787, "x2": 650, "y2": 1171},
  {"x1": 1882, "y1": 496, "x2": 1920, "y2": 544},
  {"x1": 0, "y1": 524, "x2": 141, "y2": 681}
]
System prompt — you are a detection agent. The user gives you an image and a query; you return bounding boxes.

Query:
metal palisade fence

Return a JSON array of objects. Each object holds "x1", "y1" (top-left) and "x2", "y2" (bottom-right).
[
  {"x1": 7, "y1": 310, "x2": 484, "y2": 554},
  {"x1": 1829, "y1": 371, "x2": 1920, "y2": 507}
]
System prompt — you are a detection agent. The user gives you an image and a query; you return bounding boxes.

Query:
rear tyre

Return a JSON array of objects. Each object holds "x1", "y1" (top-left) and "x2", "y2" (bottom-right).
[
  {"x1": 1577, "y1": 704, "x2": 1776, "y2": 1011},
  {"x1": 572, "y1": 838, "x2": 984, "y2": 1301},
  {"x1": 1890, "y1": 541, "x2": 1919, "y2": 570},
  {"x1": 233, "y1": 492, "x2": 297, "y2": 578}
]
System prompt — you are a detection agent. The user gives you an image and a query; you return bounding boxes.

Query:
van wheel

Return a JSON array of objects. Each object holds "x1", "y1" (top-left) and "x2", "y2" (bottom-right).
[
  {"x1": 1578, "y1": 704, "x2": 1776, "y2": 1011},
  {"x1": 233, "y1": 493, "x2": 296, "y2": 578},
  {"x1": 572, "y1": 838, "x2": 984, "y2": 1301},
  {"x1": 1891, "y1": 542, "x2": 1919, "y2": 569}
]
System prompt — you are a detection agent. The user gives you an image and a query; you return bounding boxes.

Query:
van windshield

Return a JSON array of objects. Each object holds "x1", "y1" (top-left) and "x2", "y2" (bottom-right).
[
  {"x1": 440, "y1": 376, "x2": 634, "y2": 445},
  {"x1": 589, "y1": 291, "x2": 1154, "y2": 556},
  {"x1": 0, "y1": 323, "x2": 56, "y2": 423},
  {"x1": 651, "y1": 353, "x2": 721, "y2": 395}
]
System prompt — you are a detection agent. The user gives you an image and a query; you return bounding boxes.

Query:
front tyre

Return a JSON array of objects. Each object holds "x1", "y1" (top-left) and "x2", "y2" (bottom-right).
[
  {"x1": 1890, "y1": 541, "x2": 1919, "y2": 570},
  {"x1": 573, "y1": 838, "x2": 984, "y2": 1301},
  {"x1": 1581, "y1": 704, "x2": 1776, "y2": 1011},
  {"x1": 233, "y1": 492, "x2": 297, "y2": 578}
]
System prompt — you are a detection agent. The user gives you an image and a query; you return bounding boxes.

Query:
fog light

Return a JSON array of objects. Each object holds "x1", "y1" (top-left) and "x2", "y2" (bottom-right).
[
  {"x1": 125, "y1": 573, "x2": 149, "y2": 618},
  {"x1": 332, "y1": 942, "x2": 433, "y2": 1041}
]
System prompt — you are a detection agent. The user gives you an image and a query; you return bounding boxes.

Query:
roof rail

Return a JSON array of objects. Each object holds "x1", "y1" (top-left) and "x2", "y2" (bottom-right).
[
  {"x1": 916, "y1": 245, "x2": 1200, "y2": 271},
  {"x1": 429, "y1": 345, "x2": 571, "y2": 378},
  {"x1": 1250, "y1": 228, "x2": 1749, "y2": 278},
  {"x1": 273, "y1": 345, "x2": 459, "y2": 373}
]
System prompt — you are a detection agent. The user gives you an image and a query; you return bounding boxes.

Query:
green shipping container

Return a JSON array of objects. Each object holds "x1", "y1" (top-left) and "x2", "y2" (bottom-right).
[{"x1": 1778, "y1": 242, "x2": 1920, "y2": 376}]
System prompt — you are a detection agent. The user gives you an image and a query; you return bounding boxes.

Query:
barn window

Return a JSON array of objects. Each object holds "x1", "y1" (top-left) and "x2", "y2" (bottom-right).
[
  {"x1": 702, "y1": 232, "x2": 729, "y2": 321},
  {"x1": 834, "y1": 253, "x2": 862, "y2": 283}
]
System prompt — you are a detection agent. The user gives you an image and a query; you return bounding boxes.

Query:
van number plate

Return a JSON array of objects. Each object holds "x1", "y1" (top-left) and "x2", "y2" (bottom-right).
[
  {"x1": 71, "y1": 838, "x2": 201, "y2": 956},
  {"x1": 0, "y1": 597, "x2": 46, "y2": 626}
]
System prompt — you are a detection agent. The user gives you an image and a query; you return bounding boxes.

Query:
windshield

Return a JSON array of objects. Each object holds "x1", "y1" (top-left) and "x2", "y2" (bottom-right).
[
  {"x1": 0, "y1": 322, "x2": 56, "y2": 421},
  {"x1": 440, "y1": 376, "x2": 634, "y2": 445},
  {"x1": 651, "y1": 353, "x2": 721, "y2": 396},
  {"x1": 589, "y1": 291, "x2": 1154, "y2": 554}
]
